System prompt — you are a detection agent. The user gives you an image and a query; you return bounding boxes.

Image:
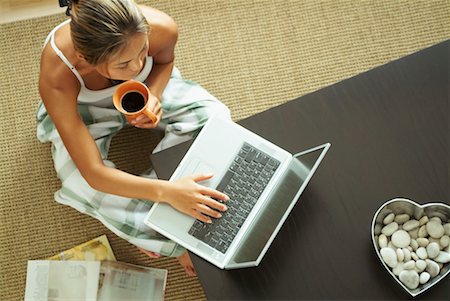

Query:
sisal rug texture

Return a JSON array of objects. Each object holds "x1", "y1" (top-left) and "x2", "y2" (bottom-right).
[{"x1": 0, "y1": 0, "x2": 449, "y2": 300}]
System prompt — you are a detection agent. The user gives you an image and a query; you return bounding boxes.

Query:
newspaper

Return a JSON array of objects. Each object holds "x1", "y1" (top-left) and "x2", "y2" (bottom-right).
[
  {"x1": 25, "y1": 235, "x2": 167, "y2": 300},
  {"x1": 47, "y1": 235, "x2": 116, "y2": 261},
  {"x1": 24, "y1": 260, "x2": 168, "y2": 301}
]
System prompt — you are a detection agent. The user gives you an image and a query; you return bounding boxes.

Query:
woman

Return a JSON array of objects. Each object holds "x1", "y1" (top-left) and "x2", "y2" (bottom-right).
[{"x1": 37, "y1": 0, "x2": 230, "y2": 276}]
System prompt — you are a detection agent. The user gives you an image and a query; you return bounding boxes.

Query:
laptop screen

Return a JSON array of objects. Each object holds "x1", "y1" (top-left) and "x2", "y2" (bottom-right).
[{"x1": 230, "y1": 147, "x2": 324, "y2": 264}]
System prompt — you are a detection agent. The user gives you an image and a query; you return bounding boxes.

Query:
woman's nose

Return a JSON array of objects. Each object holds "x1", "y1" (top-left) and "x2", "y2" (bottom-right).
[{"x1": 129, "y1": 58, "x2": 143, "y2": 73}]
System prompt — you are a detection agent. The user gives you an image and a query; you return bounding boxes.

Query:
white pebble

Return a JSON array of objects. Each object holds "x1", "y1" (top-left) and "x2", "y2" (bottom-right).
[
  {"x1": 410, "y1": 239, "x2": 419, "y2": 251},
  {"x1": 444, "y1": 223, "x2": 450, "y2": 236},
  {"x1": 402, "y1": 248, "x2": 411, "y2": 261},
  {"x1": 425, "y1": 259, "x2": 440, "y2": 277},
  {"x1": 418, "y1": 225, "x2": 428, "y2": 238},
  {"x1": 382, "y1": 222, "x2": 399, "y2": 236},
  {"x1": 403, "y1": 220, "x2": 420, "y2": 231},
  {"x1": 419, "y1": 216, "x2": 429, "y2": 226},
  {"x1": 396, "y1": 248, "x2": 404, "y2": 262},
  {"x1": 383, "y1": 213, "x2": 395, "y2": 225},
  {"x1": 394, "y1": 214, "x2": 410, "y2": 224},
  {"x1": 430, "y1": 216, "x2": 442, "y2": 223},
  {"x1": 429, "y1": 237, "x2": 441, "y2": 245},
  {"x1": 399, "y1": 270, "x2": 419, "y2": 290},
  {"x1": 411, "y1": 252, "x2": 419, "y2": 261},
  {"x1": 416, "y1": 247, "x2": 428, "y2": 260},
  {"x1": 427, "y1": 221, "x2": 445, "y2": 239},
  {"x1": 378, "y1": 234, "x2": 388, "y2": 248},
  {"x1": 416, "y1": 237, "x2": 429, "y2": 248},
  {"x1": 434, "y1": 251, "x2": 450, "y2": 263},
  {"x1": 439, "y1": 235, "x2": 449, "y2": 248},
  {"x1": 380, "y1": 247, "x2": 398, "y2": 268},
  {"x1": 374, "y1": 223, "x2": 382, "y2": 235},
  {"x1": 426, "y1": 242, "x2": 440, "y2": 259},
  {"x1": 419, "y1": 272, "x2": 430, "y2": 284},
  {"x1": 391, "y1": 230, "x2": 411, "y2": 248},
  {"x1": 415, "y1": 259, "x2": 426, "y2": 272},
  {"x1": 393, "y1": 262, "x2": 405, "y2": 276},
  {"x1": 403, "y1": 260, "x2": 415, "y2": 270},
  {"x1": 409, "y1": 228, "x2": 419, "y2": 239}
]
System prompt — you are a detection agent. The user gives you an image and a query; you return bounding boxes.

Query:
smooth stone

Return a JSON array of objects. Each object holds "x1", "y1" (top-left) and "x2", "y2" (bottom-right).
[
  {"x1": 380, "y1": 247, "x2": 398, "y2": 268},
  {"x1": 425, "y1": 259, "x2": 440, "y2": 277},
  {"x1": 411, "y1": 252, "x2": 419, "y2": 261},
  {"x1": 429, "y1": 237, "x2": 441, "y2": 245},
  {"x1": 393, "y1": 262, "x2": 405, "y2": 276},
  {"x1": 430, "y1": 216, "x2": 442, "y2": 223},
  {"x1": 403, "y1": 260, "x2": 415, "y2": 270},
  {"x1": 419, "y1": 216, "x2": 429, "y2": 226},
  {"x1": 439, "y1": 235, "x2": 449, "y2": 248},
  {"x1": 427, "y1": 221, "x2": 445, "y2": 239},
  {"x1": 383, "y1": 213, "x2": 395, "y2": 225},
  {"x1": 416, "y1": 237, "x2": 429, "y2": 248},
  {"x1": 403, "y1": 220, "x2": 420, "y2": 231},
  {"x1": 416, "y1": 247, "x2": 428, "y2": 260},
  {"x1": 418, "y1": 225, "x2": 428, "y2": 238},
  {"x1": 419, "y1": 272, "x2": 431, "y2": 284},
  {"x1": 378, "y1": 234, "x2": 388, "y2": 248},
  {"x1": 396, "y1": 248, "x2": 404, "y2": 262},
  {"x1": 391, "y1": 230, "x2": 411, "y2": 248},
  {"x1": 410, "y1": 239, "x2": 419, "y2": 251},
  {"x1": 434, "y1": 251, "x2": 450, "y2": 263},
  {"x1": 382, "y1": 222, "x2": 399, "y2": 236},
  {"x1": 409, "y1": 228, "x2": 419, "y2": 239},
  {"x1": 402, "y1": 248, "x2": 411, "y2": 261},
  {"x1": 399, "y1": 270, "x2": 419, "y2": 290},
  {"x1": 374, "y1": 223, "x2": 382, "y2": 235},
  {"x1": 426, "y1": 242, "x2": 440, "y2": 259},
  {"x1": 444, "y1": 223, "x2": 450, "y2": 236},
  {"x1": 415, "y1": 259, "x2": 426, "y2": 272},
  {"x1": 395, "y1": 214, "x2": 410, "y2": 224}
]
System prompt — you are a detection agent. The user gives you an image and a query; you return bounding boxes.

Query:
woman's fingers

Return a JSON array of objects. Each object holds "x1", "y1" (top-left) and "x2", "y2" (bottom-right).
[
  {"x1": 199, "y1": 195, "x2": 228, "y2": 212},
  {"x1": 189, "y1": 209, "x2": 212, "y2": 224},
  {"x1": 196, "y1": 203, "x2": 223, "y2": 219}
]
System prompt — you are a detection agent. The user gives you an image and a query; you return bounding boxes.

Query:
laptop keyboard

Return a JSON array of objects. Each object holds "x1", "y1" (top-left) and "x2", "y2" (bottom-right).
[{"x1": 188, "y1": 142, "x2": 280, "y2": 253}]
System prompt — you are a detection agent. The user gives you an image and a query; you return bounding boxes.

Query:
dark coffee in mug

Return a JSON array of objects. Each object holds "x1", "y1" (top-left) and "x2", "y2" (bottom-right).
[{"x1": 121, "y1": 91, "x2": 146, "y2": 112}]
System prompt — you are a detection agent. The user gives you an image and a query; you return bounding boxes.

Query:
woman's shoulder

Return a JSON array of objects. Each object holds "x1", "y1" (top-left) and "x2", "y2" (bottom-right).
[
  {"x1": 40, "y1": 23, "x2": 79, "y2": 89},
  {"x1": 139, "y1": 6, "x2": 178, "y2": 57},
  {"x1": 139, "y1": 5, "x2": 178, "y2": 29}
]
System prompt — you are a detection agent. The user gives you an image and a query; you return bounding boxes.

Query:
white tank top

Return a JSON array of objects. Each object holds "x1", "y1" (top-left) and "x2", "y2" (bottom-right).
[{"x1": 43, "y1": 19, "x2": 153, "y2": 108}]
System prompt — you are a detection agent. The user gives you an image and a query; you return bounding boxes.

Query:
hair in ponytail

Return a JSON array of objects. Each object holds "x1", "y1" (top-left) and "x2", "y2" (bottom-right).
[{"x1": 70, "y1": 0, "x2": 149, "y2": 65}]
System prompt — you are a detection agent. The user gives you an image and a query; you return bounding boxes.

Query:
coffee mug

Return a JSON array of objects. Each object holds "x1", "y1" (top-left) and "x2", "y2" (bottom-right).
[{"x1": 113, "y1": 80, "x2": 157, "y2": 124}]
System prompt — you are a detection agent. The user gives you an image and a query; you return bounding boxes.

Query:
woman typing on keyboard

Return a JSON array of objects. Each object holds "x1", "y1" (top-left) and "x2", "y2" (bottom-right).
[{"x1": 37, "y1": 0, "x2": 229, "y2": 276}]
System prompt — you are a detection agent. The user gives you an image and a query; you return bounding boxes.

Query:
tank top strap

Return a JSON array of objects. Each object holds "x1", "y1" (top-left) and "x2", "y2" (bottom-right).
[{"x1": 46, "y1": 19, "x2": 86, "y2": 87}]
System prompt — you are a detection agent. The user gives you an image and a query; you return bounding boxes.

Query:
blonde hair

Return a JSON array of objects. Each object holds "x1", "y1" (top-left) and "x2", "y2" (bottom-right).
[{"x1": 70, "y1": 0, "x2": 149, "y2": 65}]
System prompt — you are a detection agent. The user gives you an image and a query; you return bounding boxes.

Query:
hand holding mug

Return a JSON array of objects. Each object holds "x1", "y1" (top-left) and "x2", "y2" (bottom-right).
[
  {"x1": 130, "y1": 93, "x2": 162, "y2": 129},
  {"x1": 113, "y1": 80, "x2": 160, "y2": 127}
]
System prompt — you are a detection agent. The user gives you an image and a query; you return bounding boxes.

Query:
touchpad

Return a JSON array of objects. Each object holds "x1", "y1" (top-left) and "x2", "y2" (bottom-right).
[{"x1": 193, "y1": 161, "x2": 218, "y2": 188}]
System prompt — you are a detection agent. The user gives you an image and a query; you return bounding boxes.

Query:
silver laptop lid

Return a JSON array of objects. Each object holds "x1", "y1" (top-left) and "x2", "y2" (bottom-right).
[{"x1": 227, "y1": 143, "x2": 331, "y2": 269}]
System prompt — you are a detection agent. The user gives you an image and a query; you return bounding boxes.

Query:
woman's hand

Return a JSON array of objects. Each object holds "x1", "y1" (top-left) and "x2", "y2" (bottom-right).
[
  {"x1": 131, "y1": 93, "x2": 162, "y2": 129},
  {"x1": 162, "y1": 174, "x2": 229, "y2": 223}
]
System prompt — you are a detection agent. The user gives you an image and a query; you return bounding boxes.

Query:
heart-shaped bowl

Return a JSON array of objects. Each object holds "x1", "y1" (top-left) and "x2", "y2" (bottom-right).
[{"x1": 371, "y1": 198, "x2": 450, "y2": 297}]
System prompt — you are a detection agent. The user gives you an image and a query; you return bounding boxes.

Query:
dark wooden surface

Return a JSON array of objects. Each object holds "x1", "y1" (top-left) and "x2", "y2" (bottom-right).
[{"x1": 151, "y1": 40, "x2": 449, "y2": 300}]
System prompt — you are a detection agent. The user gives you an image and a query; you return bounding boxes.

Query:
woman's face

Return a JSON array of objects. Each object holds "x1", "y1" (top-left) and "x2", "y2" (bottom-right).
[{"x1": 97, "y1": 33, "x2": 149, "y2": 81}]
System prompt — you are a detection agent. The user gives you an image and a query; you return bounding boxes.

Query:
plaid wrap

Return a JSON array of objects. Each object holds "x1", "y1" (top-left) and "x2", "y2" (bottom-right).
[{"x1": 37, "y1": 67, "x2": 231, "y2": 257}]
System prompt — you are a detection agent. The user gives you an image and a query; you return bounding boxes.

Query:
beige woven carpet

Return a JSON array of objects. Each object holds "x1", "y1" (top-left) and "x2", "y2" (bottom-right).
[{"x1": 1, "y1": 0, "x2": 449, "y2": 300}]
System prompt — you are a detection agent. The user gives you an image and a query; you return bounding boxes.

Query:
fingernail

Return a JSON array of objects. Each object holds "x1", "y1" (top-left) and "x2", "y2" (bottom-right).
[
  {"x1": 222, "y1": 206, "x2": 227, "y2": 211},
  {"x1": 207, "y1": 219, "x2": 212, "y2": 224},
  {"x1": 217, "y1": 213, "x2": 222, "y2": 218}
]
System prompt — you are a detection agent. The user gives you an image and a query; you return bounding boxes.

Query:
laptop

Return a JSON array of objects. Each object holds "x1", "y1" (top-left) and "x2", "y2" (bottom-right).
[{"x1": 145, "y1": 115, "x2": 330, "y2": 269}]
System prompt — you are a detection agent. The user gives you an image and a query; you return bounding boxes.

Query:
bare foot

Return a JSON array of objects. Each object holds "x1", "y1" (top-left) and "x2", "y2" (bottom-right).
[
  {"x1": 138, "y1": 247, "x2": 161, "y2": 258},
  {"x1": 177, "y1": 251, "x2": 197, "y2": 277}
]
